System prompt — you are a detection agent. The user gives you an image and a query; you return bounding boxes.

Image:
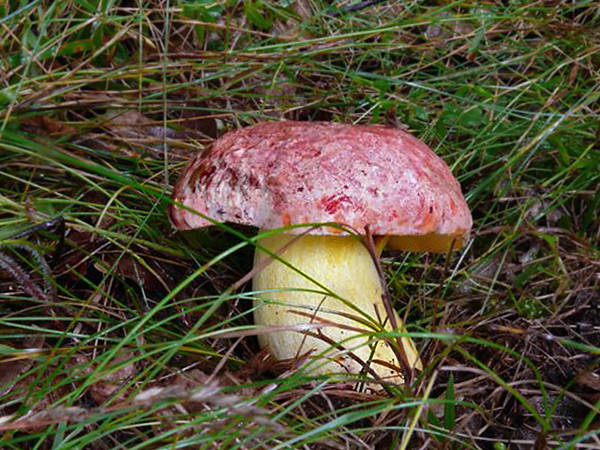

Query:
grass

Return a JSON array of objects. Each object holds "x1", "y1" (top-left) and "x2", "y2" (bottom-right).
[{"x1": 1, "y1": 0, "x2": 599, "y2": 448}]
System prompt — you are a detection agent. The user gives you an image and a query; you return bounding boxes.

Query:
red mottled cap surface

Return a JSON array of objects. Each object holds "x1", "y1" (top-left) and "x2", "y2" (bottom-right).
[{"x1": 169, "y1": 121, "x2": 472, "y2": 252}]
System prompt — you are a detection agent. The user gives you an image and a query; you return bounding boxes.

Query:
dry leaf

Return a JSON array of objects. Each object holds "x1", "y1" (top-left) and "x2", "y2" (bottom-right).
[{"x1": 20, "y1": 116, "x2": 76, "y2": 137}]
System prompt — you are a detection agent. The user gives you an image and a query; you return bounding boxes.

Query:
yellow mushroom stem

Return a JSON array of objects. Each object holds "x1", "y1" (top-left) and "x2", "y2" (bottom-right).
[{"x1": 252, "y1": 232, "x2": 422, "y2": 383}]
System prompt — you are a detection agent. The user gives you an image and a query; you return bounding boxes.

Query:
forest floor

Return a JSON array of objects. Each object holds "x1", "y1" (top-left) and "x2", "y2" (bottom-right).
[{"x1": 1, "y1": 1, "x2": 599, "y2": 448}]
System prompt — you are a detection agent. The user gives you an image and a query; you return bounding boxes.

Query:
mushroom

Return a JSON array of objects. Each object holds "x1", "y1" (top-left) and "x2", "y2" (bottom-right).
[{"x1": 169, "y1": 121, "x2": 471, "y2": 383}]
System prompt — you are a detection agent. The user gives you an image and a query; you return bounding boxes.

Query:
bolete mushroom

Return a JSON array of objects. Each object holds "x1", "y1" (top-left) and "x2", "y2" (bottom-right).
[{"x1": 169, "y1": 121, "x2": 471, "y2": 383}]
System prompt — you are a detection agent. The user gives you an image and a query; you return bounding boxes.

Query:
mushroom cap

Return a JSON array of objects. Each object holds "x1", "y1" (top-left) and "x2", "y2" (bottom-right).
[{"x1": 169, "y1": 121, "x2": 472, "y2": 252}]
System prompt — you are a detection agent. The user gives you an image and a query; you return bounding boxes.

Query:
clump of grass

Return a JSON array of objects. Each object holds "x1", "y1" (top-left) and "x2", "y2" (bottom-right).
[{"x1": 1, "y1": 1, "x2": 599, "y2": 448}]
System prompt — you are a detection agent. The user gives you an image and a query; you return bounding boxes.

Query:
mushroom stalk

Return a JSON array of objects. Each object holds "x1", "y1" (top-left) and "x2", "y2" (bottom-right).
[{"x1": 252, "y1": 232, "x2": 422, "y2": 383}]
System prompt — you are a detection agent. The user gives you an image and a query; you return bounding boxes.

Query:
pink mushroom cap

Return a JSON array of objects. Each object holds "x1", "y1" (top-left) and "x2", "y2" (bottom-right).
[{"x1": 169, "y1": 121, "x2": 472, "y2": 252}]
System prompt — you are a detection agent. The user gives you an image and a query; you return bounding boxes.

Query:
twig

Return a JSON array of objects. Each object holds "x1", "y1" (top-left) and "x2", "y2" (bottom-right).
[
  {"x1": 328, "y1": 0, "x2": 389, "y2": 17},
  {"x1": 363, "y1": 225, "x2": 414, "y2": 386}
]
